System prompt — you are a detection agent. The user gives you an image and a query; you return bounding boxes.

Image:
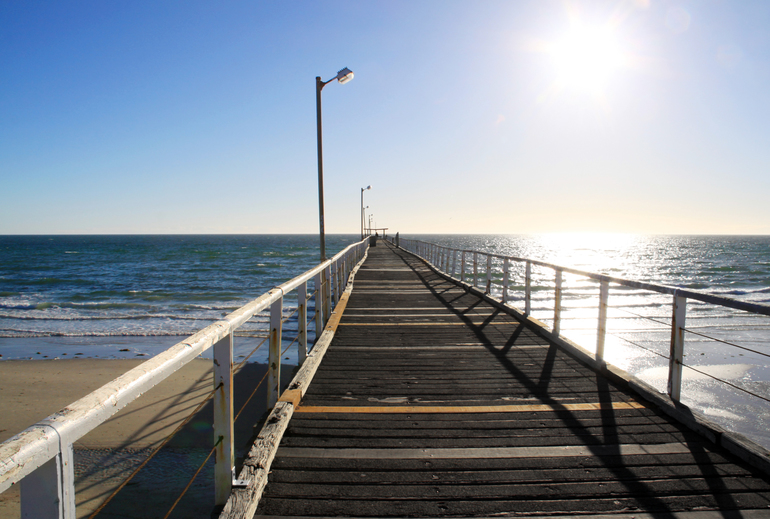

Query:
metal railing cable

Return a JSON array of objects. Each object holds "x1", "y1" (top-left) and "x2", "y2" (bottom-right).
[
  {"x1": 282, "y1": 334, "x2": 299, "y2": 356},
  {"x1": 92, "y1": 334, "x2": 271, "y2": 518},
  {"x1": 614, "y1": 306, "x2": 770, "y2": 359},
  {"x1": 682, "y1": 328, "x2": 770, "y2": 359},
  {"x1": 680, "y1": 363, "x2": 770, "y2": 404},
  {"x1": 236, "y1": 337, "x2": 268, "y2": 371},
  {"x1": 88, "y1": 383, "x2": 223, "y2": 519},
  {"x1": 609, "y1": 332, "x2": 670, "y2": 360},
  {"x1": 163, "y1": 363, "x2": 272, "y2": 518},
  {"x1": 161, "y1": 437, "x2": 221, "y2": 519}
]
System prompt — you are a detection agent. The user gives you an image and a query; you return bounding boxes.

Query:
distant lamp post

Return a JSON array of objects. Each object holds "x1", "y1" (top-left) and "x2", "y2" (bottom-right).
[
  {"x1": 316, "y1": 67, "x2": 354, "y2": 261},
  {"x1": 360, "y1": 185, "x2": 371, "y2": 240}
]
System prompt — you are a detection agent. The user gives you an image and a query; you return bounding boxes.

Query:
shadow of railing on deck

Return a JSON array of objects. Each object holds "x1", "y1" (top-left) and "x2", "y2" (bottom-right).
[{"x1": 388, "y1": 242, "x2": 732, "y2": 516}]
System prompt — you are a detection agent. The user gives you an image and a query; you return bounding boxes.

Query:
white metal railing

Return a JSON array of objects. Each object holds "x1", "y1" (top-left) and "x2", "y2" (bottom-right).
[
  {"x1": 0, "y1": 239, "x2": 368, "y2": 519},
  {"x1": 396, "y1": 238, "x2": 770, "y2": 404}
]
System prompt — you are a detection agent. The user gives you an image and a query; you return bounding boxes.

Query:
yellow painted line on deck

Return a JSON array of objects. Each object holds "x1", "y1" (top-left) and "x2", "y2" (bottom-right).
[
  {"x1": 338, "y1": 322, "x2": 516, "y2": 326},
  {"x1": 295, "y1": 401, "x2": 645, "y2": 414},
  {"x1": 322, "y1": 287, "x2": 352, "y2": 334}
]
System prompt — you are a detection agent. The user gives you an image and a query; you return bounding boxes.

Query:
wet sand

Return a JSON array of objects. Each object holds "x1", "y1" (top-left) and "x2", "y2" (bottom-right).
[{"x1": 0, "y1": 358, "x2": 282, "y2": 518}]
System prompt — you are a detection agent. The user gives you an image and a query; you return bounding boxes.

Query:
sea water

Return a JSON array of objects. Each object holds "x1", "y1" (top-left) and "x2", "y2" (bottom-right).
[
  {"x1": 0, "y1": 235, "x2": 356, "y2": 364},
  {"x1": 1, "y1": 234, "x2": 769, "y2": 447}
]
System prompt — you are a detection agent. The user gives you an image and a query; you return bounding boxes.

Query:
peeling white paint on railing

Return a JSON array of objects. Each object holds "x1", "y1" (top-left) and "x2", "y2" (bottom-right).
[
  {"x1": 396, "y1": 237, "x2": 770, "y2": 405},
  {"x1": 0, "y1": 239, "x2": 368, "y2": 518}
]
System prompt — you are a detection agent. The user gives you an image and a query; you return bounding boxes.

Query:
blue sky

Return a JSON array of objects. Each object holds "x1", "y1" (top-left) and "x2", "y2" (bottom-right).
[{"x1": 2, "y1": 0, "x2": 770, "y2": 235}]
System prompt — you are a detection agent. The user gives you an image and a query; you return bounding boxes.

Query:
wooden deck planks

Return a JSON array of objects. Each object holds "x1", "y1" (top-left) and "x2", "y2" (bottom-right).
[{"x1": 253, "y1": 242, "x2": 770, "y2": 517}]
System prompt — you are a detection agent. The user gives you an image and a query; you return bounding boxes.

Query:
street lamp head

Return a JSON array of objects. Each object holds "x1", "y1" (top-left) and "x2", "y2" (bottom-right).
[
  {"x1": 362, "y1": 185, "x2": 371, "y2": 192},
  {"x1": 336, "y1": 67, "x2": 354, "y2": 84}
]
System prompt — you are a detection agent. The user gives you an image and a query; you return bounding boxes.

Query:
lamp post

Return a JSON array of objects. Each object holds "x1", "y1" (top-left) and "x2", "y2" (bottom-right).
[
  {"x1": 360, "y1": 185, "x2": 371, "y2": 240},
  {"x1": 316, "y1": 67, "x2": 354, "y2": 262}
]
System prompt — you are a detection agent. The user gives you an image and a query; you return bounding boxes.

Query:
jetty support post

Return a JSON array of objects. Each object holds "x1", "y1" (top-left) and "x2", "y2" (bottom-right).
[
  {"x1": 324, "y1": 264, "x2": 332, "y2": 324},
  {"x1": 214, "y1": 331, "x2": 234, "y2": 505},
  {"x1": 485, "y1": 254, "x2": 492, "y2": 294},
  {"x1": 502, "y1": 258, "x2": 510, "y2": 304},
  {"x1": 20, "y1": 445, "x2": 76, "y2": 519},
  {"x1": 333, "y1": 258, "x2": 340, "y2": 306},
  {"x1": 668, "y1": 293, "x2": 687, "y2": 401},
  {"x1": 525, "y1": 261, "x2": 532, "y2": 316},
  {"x1": 596, "y1": 280, "x2": 609, "y2": 360},
  {"x1": 298, "y1": 281, "x2": 308, "y2": 365},
  {"x1": 314, "y1": 271, "x2": 322, "y2": 344},
  {"x1": 554, "y1": 269, "x2": 563, "y2": 336},
  {"x1": 268, "y1": 294, "x2": 283, "y2": 408}
]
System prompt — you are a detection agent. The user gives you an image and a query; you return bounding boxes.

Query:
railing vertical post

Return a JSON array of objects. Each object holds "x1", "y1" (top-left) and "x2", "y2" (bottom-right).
[
  {"x1": 485, "y1": 254, "x2": 492, "y2": 294},
  {"x1": 213, "y1": 331, "x2": 234, "y2": 505},
  {"x1": 324, "y1": 264, "x2": 332, "y2": 324},
  {"x1": 554, "y1": 270, "x2": 563, "y2": 336},
  {"x1": 525, "y1": 261, "x2": 532, "y2": 316},
  {"x1": 333, "y1": 259, "x2": 340, "y2": 305},
  {"x1": 268, "y1": 295, "x2": 283, "y2": 408},
  {"x1": 314, "y1": 271, "x2": 322, "y2": 343},
  {"x1": 668, "y1": 293, "x2": 687, "y2": 402},
  {"x1": 20, "y1": 447, "x2": 76, "y2": 519},
  {"x1": 461, "y1": 251, "x2": 466, "y2": 283},
  {"x1": 597, "y1": 280, "x2": 609, "y2": 360},
  {"x1": 473, "y1": 252, "x2": 478, "y2": 288},
  {"x1": 451, "y1": 250, "x2": 457, "y2": 277},
  {"x1": 502, "y1": 258, "x2": 510, "y2": 304},
  {"x1": 298, "y1": 281, "x2": 308, "y2": 365}
]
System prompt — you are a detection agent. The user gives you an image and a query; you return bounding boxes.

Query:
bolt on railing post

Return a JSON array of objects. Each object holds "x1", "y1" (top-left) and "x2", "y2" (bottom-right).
[
  {"x1": 502, "y1": 258, "x2": 510, "y2": 304},
  {"x1": 20, "y1": 446, "x2": 76, "y2": 519},
  {"x1": 473, "y1": 252, "x2": 479, "y2": 288},
  {"x1": 668, "y1": 293, "x2": 687, "y2": 402},
  {"x1": 485, "y1": 254, "x2": 492, "y2": 294},
  {"x1": 298, "y1": 281, "x2": 308, "y2": 365},
  {"x1": 268, "y1": 295, "x2": 283, "y2": 408},
  {"x1": 525, "y1": 261, "x2": 532, "y2": 316},
  {"x1": 597, "y1": 280, "x2": 609, "y2": 360},
  {"x1": 553, "y1": 270, "x2": 563, "y2": 336},
  {"x1": 213, "y1": 331, "x2": 234, "y2": 505}
]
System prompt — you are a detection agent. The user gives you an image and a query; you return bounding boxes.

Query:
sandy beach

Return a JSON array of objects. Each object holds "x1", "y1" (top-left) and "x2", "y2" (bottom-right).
[{"x1": 0, "y1": 358, "x2": 284, "y2": 518}]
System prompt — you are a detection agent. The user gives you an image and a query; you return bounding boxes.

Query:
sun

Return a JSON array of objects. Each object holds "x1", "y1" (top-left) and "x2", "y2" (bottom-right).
[{"x1": 550, "y1": 25, "x2": 624, "y2": 93}]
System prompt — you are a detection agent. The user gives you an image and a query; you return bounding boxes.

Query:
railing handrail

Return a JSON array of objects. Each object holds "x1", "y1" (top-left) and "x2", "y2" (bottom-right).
[
  {"x1": 403, "y1": 239, "x2": 770, "y2": 317},
  {"x1": 0, "y1": 238, "x2": 367, "y2": 498}
]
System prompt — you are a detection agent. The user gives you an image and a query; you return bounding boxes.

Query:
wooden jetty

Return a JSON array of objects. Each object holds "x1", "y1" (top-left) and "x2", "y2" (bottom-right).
[{"x1": 223, "y1": 241, "x2": 770, "y2": 518}]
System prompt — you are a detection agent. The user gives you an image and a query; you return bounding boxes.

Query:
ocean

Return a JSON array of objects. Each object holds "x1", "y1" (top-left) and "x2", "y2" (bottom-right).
[{"x1": 1, "y1": 233, "x2": 769, "y2": 447}]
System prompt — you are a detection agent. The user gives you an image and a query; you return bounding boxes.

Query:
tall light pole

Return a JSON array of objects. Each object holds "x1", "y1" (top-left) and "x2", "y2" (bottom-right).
[
  {"x1": 360, "y1": 185, "x2": 371, "y2": 240},
  {"x1": 316, "y1": 67, "x2": 354, "y2": 262}
]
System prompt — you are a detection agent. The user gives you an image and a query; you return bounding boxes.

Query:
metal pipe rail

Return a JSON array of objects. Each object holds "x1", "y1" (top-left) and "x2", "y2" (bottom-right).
[
  {"x1": 396, "y1": 237, "x2": 770, "y2": 404},
  {"x1": 0, "y1": 239, "x2": 369, "y2": 519}
]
